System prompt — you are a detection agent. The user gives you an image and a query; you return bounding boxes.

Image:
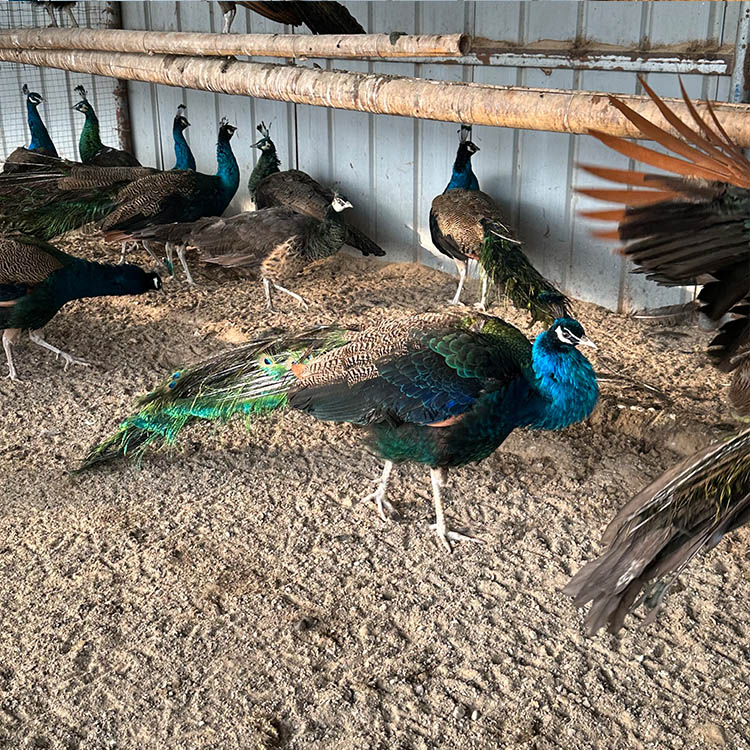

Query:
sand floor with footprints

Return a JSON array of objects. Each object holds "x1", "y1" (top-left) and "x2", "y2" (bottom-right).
[{"x1": 0, "y1": 234, "x2": 747, "y2": 749}]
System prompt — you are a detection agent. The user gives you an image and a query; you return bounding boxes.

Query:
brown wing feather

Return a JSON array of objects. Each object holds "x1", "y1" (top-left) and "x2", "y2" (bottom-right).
[
  {"x1": 0, "y1": 235, "x2": 65, "y2": 286},
  {"x1": 564, "y1": 430, "x2": 750, "y2": 635},
  {"x1": 254, "y1": 170, "x2": 331, "y2": 219},
  {"x1": 431, "y1": 190, "x2": 507, "y2": 256}
]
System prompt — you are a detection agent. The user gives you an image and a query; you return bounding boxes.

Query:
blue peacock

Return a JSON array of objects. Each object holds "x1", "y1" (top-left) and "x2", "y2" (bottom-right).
[
  {"x1": 80, "y1": 310, "x2": 598, "y2": 551},
  {"x1": 0, "y1": 232, "x2": 161, "y2": 380},
  {"x1": 2, "y1": 84, "x2": 59, "y2": 174},
  {"x1": 430, "y1": 125, "x2": 570, "y2": 323}
]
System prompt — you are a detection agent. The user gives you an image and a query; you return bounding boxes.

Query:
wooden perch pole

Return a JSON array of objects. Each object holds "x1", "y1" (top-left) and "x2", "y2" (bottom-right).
[
  {"x1": 0, "y1": 28, "x2": 469, "y2": 60},
  {"x1": 3, "y1": 47, "x2": 750, "y2": 144}
]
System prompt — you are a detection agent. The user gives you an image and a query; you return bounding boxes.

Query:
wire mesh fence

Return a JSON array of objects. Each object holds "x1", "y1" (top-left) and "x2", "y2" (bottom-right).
[{"x1": 0, "y1": 1, "x2": 125, "y2": 161}]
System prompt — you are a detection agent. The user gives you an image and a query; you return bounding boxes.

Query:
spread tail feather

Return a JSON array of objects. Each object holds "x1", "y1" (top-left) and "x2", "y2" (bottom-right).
[
  {"x1": 479, "y1": 219, "x2": 570, "y2": 324},
  {"x1": 78, "y1": 326, "x2": 347, "y2": 469},
  {"x1": 564, "y1": 429, "x2": 750, "y2": 635}
]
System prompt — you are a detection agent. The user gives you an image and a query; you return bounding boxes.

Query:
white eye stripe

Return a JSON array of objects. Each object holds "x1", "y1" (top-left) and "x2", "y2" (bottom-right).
[{"x1": 555, "y1": 326, "x2": 579, "y2": 344}]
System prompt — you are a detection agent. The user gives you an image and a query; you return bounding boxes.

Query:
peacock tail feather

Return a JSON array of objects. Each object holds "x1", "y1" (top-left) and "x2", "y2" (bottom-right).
[
  {"x1": 79, "y1": 326, "x2": 348, "y2": 469},
  {"x1": 479, "y1": 223, "x2": 570, "y2": 325}
]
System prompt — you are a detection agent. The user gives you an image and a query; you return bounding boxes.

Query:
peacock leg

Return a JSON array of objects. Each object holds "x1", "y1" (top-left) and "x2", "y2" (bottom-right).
[
  {"x1": 165, "y1": 242, "x2": 177, "y2": 278},
  {"x1": 428, "y1": 467, "x2": 483, "y2": 552},
  {"x1": 119, "y1": 241, "x2": 130, "y2": 265},
  {"x1": 176, "y1": 245, "x2": 195, "y2": 286},
  {"x1": 141, "y1": 241, "x2": 161, "y2": 266},
  {"x1": 476, "y1": 273, "x2": 490, "y2": 311},
  {"x1": 28, "y1": 330, "x2": 90, "y2": 371},
  {"x1": 360, "y1": 460, "x2": 396, "y2": 521},
  {"x1": 272, "y1": 282, "x2": 309, "y2": 310},
  {"x1": 450, "y1": 259, "x2": 468, "y2": 305},
  {"x1": 262, "y1": 278, "x2": 275, "y2": 312},
  {"x1": 42, "y1": 3, "x2": 59, "y2": 27},
  {"x1": 63, "y1": 4, "x2": 78, "y2": 26},
  {"x1": 2, "y1": 329, "x2": 19, "y2": 381}
]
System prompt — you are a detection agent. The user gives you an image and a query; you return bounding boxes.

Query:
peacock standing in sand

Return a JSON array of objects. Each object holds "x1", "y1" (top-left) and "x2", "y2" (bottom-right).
[
  {"x1": 81, "y1": 311, "x2": 598, "y2": 551},
  {"x1": 73, "y1": 85, "x2": 141, "y2": 167},
  {"x1": 430, "y1": 126, "x2": 570, "y2": 323},
  {"x1": 2, "y1": 85, "x2": 59, "y2": 174},
  {"x1": 0, "y1": 232, "x2": 161, "y2": 380},
  {"x1": 566, "y1": 78, "x2": 750, "y2": 634},
  {"x1": 249, "y1": 123, "x2": 385, "y2": 258},
  {"x1": 130, "y1": 193, "x2": 354, "y2": 310},
  {"x1": 218, "y1": 1, "x2": 365, "y2": 35}
]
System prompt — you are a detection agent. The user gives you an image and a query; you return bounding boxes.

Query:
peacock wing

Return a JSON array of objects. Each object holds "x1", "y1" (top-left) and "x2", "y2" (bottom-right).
[
  {"x1": 236, "y1": 1, "x2": 304, "y2": 26},
  {"x1": 289, "y1": 312, "x2": 531, "y2": 426},
  {"x1": 86, "y1": 147, "x2": 141, "y2": 168},
  {"x1": 255, "y1": 170, "x2": 331, "y2": 218},
  {"x1": 292, "y1": 1, "x2": 365, "y2": 33},
  {"x1": 0, "y1": 234, "x2": 69, "y2": 287},
  {"x1": 430, "y1": 189, "x2": 500, "y2": 260}
]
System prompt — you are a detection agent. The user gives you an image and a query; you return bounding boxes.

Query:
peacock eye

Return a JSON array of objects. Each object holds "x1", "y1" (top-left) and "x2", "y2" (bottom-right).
[{"x1": 263, "y1": 357, "x2": 272, "y2": 365}]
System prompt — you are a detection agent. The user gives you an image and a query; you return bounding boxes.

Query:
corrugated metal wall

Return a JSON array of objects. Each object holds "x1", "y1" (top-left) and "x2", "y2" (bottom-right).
[
  {"x1": 4, "y1": 1, "x2": 737, "y2": 313},
  {"x1": 0, "y1": 2, "x2": 124, "y2": 163}
]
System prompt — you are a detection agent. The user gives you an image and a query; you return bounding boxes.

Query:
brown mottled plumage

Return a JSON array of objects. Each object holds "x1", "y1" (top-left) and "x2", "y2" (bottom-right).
[
  {"x1": 430, "y1": 190, "x2": 505, "y2": 261},
  {"x1": 0, "y1": 234, "x2": 63, "y2": 285},
  {"x1": 565, "y1": 430, "x2": 750, "y2": 634},
  {"x1": 730, "y1": 358, "x2": 750, "y2": 417}
]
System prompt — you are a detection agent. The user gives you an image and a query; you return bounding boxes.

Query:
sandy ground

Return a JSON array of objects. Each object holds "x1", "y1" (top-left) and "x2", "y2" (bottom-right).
[{"x1": 0, "y1": 236, "x2": 747, "y2": 750}]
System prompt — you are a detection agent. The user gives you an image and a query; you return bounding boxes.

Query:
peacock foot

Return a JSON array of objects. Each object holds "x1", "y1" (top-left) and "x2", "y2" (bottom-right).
[
  {"x1": 428, "y1": 522, "x2": 483, "y2": 553},
  {"x1": 473, "y1": 300, "x2": 488, "y2": 311},
  {"x1": 359, "y1": 460, "x2": 396, "y2": 521},
  {"x1": 360, "y1": 484, "x2": 397, "y2": 521},
  {"x1": 58, "y1": 352, "x2": 91, "y2": 372}
]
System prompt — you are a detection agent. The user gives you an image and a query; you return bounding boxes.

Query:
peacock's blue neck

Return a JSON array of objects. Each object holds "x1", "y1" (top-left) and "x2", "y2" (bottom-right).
[
  {"x1": 444, "y1": 144, "x2": 479, "y2": 193},
  {"x1": 216, "y1": 135, "x2": 240, "y2": 203},
  {"x1": 173, "y1": 125, "x2": 196, "y2": 171},
  {"x1": 527, "y1": 334, "x2": 599, "y2": 430},
  {"x1": 26, "y1": 100, "x2": 57, "y2": 155},
  {"x1": 79, "y1": 109, "x2": 103, "y2": 162}
]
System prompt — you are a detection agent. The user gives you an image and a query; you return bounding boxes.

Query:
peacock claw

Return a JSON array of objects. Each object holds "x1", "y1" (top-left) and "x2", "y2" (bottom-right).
[
  {"x1": 361, "y1": 486, "x2": 396, "y2": 521},
  {"x1": 429, "y1": 523, "x2": 484, "y2": 552},
  {"x1": 59, "y1": 353, "x2": 91, "y2": 371},
  {"x1": 473, "y1": 301, "x2": 488, "y2": 311}
]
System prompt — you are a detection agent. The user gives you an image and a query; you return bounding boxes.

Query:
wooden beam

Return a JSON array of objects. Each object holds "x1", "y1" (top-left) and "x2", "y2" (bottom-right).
[{"x1": 3, "y1": 47, "x2": 750, "y2": 144}]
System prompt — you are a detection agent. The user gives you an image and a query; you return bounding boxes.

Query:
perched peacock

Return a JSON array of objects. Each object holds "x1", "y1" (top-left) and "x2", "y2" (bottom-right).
[
  {"x1": 2, "y1": 119, "x2": 240, "y2": 283},
  {"x1": 73, "y1": 85, "x2": 141, "y2": 167},
  {"x1": 250, "y1": 123, "x2": 385, "y2": 258},
  {"x1": 218, "y1": 1, "x2": 365, "y2": 34},
  {"x1": 32, "y1": 0, "x2": 78, "y2": 27},
  {"x1": 130, "y1": 193, "x2": 354, "y2": 310},
  {"x1": 430, "y1": 126, "x2": 570, "y2": 323},
  {"x1": 80, "y1": 310, "x2": 598, "y2": 551},
  {"x1": 565, "y1": 77, "x2": 750, "y2": 634},
  {"x1": 0, "y1": 232, "x2": 161, "y2": 380},
  {"x1": 565, "y1": 430, "x2": 750, "y2": 635},
  {"x1": 2, "y1": 84, "x2": 58, "y2": 174}
]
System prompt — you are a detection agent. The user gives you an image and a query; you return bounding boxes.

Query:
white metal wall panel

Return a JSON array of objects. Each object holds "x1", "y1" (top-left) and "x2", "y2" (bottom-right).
[{"x1": 109, "y1": 1, "x2": 743, "y2": 312}]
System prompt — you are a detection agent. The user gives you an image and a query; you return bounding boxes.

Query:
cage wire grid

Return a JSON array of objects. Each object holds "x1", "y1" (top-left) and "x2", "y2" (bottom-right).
[{"x1": 0, "y1": 1, "x2": 123, "y2": 161}]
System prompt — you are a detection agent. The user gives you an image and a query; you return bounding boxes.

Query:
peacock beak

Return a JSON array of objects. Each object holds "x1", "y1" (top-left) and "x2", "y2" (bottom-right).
[{"x1": 578, "y1": 336, "x2": 597, "y2": 350}]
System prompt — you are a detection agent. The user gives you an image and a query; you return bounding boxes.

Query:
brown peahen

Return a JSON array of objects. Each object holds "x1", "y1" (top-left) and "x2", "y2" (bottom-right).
[
  {"x1": 80, "y1": 310, "x2": 598, "y2": 551},
  {"x1": 218, "y1": 1, "x2": 365, "y2": 34},
  {"x1": 566, "y1": 77, "x2": 750, "y2": 634},
  {"x1": 429, "y1": 126, "x2": 570, "y2": 323},
  {"x1": 0, "y1": 232, "x2": 161, "y2": 380},
  {"x1": 249, "y1": 123, "x2": 385, "y2": 259},
  {"x1": 130, "y1": 194, "x2": 354, "y2": 310}
]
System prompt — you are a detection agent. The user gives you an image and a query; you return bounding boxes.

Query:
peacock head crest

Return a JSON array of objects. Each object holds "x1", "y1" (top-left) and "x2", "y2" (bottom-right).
[
  {"x1": 547, "y1": 318, "x2": 597, "y2": 351},
  {"x1": 218, "y1": 117, "x2": 237, "y2": 142},
  {"x1": 22, "y1": 84, "x2": 44, "y2": 105},
  {"x1": 174, "y1": 103, "x2": 191, "y2": 131},
  {"x1": 73, "y1": 85, "x2": 93, "y2": 115},
  {"x1": 251, "y1": 121, "x2": 275, "y2": 151}
]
